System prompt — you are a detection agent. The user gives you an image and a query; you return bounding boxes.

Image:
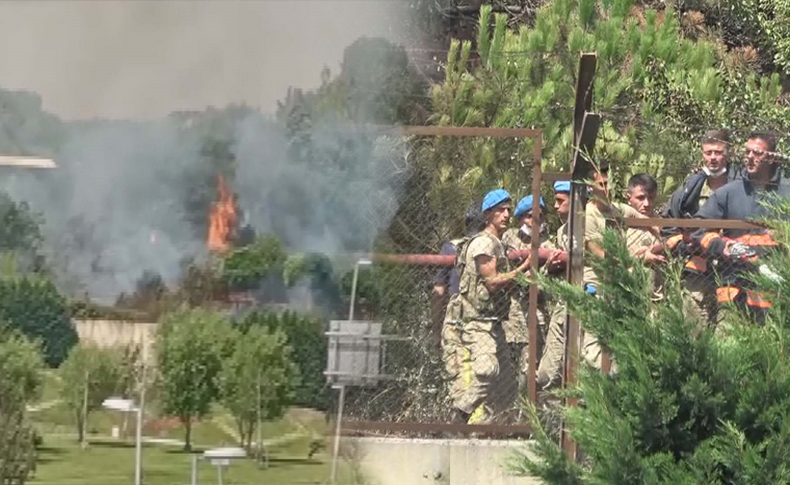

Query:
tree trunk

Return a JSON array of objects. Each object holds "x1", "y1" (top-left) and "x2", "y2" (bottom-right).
[
  {"x1": 183, "y1": 417, "x2": 192, "y2": 452},
  {"x1": 81, "y1": 372, "x2": 89, "y2": 448},
  {"x1": 236, "y1": 419, "x2": 246, "y2": 449},
  {"x1": 75, "y1": 409, "x2": 84, "y2": 444},
  {"x1": 246, "y1": 425, "x2": 254, "y2": 453}
]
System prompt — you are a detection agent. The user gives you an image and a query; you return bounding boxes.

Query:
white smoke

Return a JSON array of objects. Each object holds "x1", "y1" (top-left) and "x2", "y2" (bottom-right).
[{"x1": 0, "y1": 1, "x2": 418, "y2": 301}]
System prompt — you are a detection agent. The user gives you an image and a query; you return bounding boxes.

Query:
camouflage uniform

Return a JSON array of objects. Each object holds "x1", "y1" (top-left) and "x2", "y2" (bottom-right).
[
  {"x1": 537, "y1": 223, "x2": 568, "y2": 389},
  {"x1": 443, "y1": 231, "x2": 519, "y2": 424},
  {"x1": 501, "y1": 226, "x2": 553, "y2": 392},
  {"x1": 440, "y1": 238, "x2": 465, "y2": 415},
  {"x1": 580, "y1": 202, "x2": 645, "y2": 370}
]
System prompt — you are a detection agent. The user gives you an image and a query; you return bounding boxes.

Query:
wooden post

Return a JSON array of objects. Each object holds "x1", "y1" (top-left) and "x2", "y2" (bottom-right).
[
  {"x1": 561, "y1": 53, "x2": 599, "y2": 461},
  {"x1": 527, "y1": 134, "x2": 543, "y2": 405}
]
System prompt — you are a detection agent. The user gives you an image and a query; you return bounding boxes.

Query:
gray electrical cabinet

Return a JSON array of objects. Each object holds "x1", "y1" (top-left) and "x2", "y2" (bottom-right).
[{"x1": 325, "y1": 320, "x2": 383, "y2": 387}]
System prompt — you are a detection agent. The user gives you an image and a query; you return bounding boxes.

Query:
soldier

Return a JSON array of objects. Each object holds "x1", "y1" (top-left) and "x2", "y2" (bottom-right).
[
  {"x1": 444, "y1": 189, "x2": 531, "y2": 424},
  {"x1": 583, "y1": 165, "x2": 659, "y2": 366},
  {"x1": 502, "y1": 195, "x2": 548, "y2": 251},
  {"x1": 437, "y1": 201, "x2": 484, "y2": 420},
  {"x1": 501, "y1": 195, "x2": 552, "y2": 394},
  {"x1": 537, "y1": 182, "x2": 572, "y2": 389},
  {"x1": 625, "y1": 173, "x2": 666, "y2": 263}
]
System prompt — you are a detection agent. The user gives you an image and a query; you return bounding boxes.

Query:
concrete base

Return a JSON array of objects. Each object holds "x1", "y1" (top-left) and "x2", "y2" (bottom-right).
[{"x1": 344, "y1": 437, "x2": 542, "y2": 485}]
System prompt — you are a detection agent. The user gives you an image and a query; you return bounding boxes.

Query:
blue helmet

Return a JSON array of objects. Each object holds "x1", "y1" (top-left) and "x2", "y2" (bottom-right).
[
  {"x1": 481, "y1": 189, "x2": 511, "y2": 212},
  {"x1": 514, "y1": 195, "x2": 546, "y2": 218},
  {"x1": 554, "y1": 181, "x2": 571, "y2": 193}
]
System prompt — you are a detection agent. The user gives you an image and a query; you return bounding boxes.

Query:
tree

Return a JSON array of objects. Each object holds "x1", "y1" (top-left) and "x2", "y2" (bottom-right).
[
  {"x1": 0, "y1": 192, "x2": 45, "y2": 274},
  {"x1": 236, "y1": 311, "x2": 327, "y2": 409},
  {"x1": 412, "y1": 0, "x2": 790, "y2": 247},
  {"x1": 222, "y1": 235, "x2": 287, "y2": 291},
  {"x1": 0, "y1": 328, "x2": 44, "y2": 485},
  {"x1": 156, "y1": 308, "x2": 231, "y2": 451},
  {"x1": 0, "y1": 274, "x2": 77, "y2": 367},
  {"x1": 510, "y1": 202, "x2": 790, "y2": 483},
  {"x1": 219, "y1": 326, "x2": 298, "y2": 453},
  {"x1": 59, "y1": 345, "x2": 124, "y2": 445}
]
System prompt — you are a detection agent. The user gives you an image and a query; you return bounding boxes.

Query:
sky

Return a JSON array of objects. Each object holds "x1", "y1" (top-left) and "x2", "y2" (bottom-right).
[{"x1": 0, "y1": 1, "x2": 405, "y2": 120}]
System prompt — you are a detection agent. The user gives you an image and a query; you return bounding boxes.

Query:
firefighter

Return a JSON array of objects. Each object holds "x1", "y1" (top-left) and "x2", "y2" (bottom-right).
[
  {"x1": 443, "y1": 189, "x2": 531, "y2": 424},
  {"x1": 693, "y1": 131, "x2": 790, "y2": 323},
  {"x1": 664, "y1": 129, "x2": 739, "y2": 324}
]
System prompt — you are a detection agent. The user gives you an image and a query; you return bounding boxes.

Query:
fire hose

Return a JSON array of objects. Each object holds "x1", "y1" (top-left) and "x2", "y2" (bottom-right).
[{"x1": 368, "y1": 247, "x2": 567, "y2": 267}]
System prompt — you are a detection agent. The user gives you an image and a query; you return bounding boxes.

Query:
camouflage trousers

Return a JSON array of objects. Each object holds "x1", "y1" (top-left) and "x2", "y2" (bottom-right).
[
  {"x1": 507, "y1": 301, "x2": 550, "y2": 396},
  {"x1": 537, "y1": 302, "x2": 566, "y2": 390},
  {"x1": 443, "y1": 319, "x2": 516, "y2": 424},
  {"x1": 536, "y1": 302, "x2": 609, "y2": 389}
]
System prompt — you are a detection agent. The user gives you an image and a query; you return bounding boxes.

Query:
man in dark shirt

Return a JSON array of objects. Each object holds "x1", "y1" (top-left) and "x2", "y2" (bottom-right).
[
  {"x1": 432, "y1": 201, "x2": 485, "y2": 346},
  {"x1": 694, "y1": 131, "x2": 789, "y2": 321},
  {"x1": 664, "y1": 129, "x2": 739, "y2": 323}
]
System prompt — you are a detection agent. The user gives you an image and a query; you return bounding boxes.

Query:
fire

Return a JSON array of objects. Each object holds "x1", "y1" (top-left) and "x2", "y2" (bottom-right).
[{"x1": 207, "y1": 175, "x2": 238, "y2": 252}]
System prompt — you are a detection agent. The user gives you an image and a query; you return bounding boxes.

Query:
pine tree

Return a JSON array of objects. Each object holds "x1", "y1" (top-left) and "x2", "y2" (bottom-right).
[
  {"x1": 423, "y1": 0, "x2": 789, "y2": 220},
  {"x1": 510, "y1": 204, "x2": 790, "y2": 484}
]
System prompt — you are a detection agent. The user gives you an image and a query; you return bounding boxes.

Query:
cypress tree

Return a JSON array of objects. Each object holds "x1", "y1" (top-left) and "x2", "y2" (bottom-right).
[{"x1": 511, "y1": 204, "x2": 790, "y2": 484}]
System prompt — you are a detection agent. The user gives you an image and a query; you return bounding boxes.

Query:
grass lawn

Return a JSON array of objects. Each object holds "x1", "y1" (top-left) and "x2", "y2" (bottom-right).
[
  {"x1": 28, "y1": 371, "x2": 351, "y2": 484},
  {"x1": 27, "y1": 406, "x2": 356, "y2": 484},
  {"x1": 29, "y1": 435, "x2": 340, "y2": 485}
]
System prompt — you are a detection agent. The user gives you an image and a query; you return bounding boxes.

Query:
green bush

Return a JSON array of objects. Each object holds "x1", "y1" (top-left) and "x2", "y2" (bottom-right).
[
  {"x1": 0, "y1": 275, "x2": 76, "y2": 367},
  {"x1": 222, "y1": 235, "x2": 287, "y2": 290},
  {"x1": 0, "y1": 328, "x2": 44, "y2": 485}
]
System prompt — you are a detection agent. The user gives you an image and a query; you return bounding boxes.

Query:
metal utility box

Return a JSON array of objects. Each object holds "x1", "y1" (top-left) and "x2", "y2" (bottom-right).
[{"x1": 325, "y1": 320, "x2": 383, "y2": 387}]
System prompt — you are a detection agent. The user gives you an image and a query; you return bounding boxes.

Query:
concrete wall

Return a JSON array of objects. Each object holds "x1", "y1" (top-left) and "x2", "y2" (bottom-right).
[
  {"x1": 346, "y1": 437, "x2": 542, "y2": 485},
  {"x1": 73, "y1": 319, "x2": 158, "y2": 359}
]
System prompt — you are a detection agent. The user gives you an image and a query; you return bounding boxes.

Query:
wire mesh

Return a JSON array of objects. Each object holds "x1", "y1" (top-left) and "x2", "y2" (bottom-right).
[{"x1": 330, "y1": 129, "x2": 777, "y2": 436}]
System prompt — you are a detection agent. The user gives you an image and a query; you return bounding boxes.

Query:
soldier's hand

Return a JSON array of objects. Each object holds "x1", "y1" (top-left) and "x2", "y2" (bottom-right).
[
  {"x1": 544, "y1": 249, "x2": 565, "y2": 271},
  {"x1": 516, "y1": 252, "x2": 532, "y2": 273},
  {"x1": 642, "y1": 251, "x2": 666, "y2": 265}
]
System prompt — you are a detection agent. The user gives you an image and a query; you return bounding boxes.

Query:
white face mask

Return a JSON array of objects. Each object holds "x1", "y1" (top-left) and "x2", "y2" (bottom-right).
[
  {"x1": 703, "y1": 166, "x2": 727, "y2": 178},
  {"x1": 520, "y1": 223, "x2": 547, "y2": 237}
]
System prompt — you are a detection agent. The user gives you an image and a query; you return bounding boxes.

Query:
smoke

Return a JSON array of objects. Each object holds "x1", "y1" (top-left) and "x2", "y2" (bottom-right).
[
  {"x1": 0, "y1": 1, "x2": 408, "y2": 120},
  {"x1": 0, "y1": 2, "x2": 424, "y2": 303},
  {"x1": 233, "y1": 116, "x2": 410, "y2": 256},
  {"x1": 0, "y1": 117, "x2": 200, "y2": 300},
  {"x1": 0, "y1": 6, "x2": 426, "y2": 303}
]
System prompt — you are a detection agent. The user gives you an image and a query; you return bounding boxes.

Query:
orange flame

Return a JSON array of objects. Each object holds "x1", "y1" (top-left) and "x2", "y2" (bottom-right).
[{"x1": 207, "y1": 175, "x2": 238, "y2": 253}]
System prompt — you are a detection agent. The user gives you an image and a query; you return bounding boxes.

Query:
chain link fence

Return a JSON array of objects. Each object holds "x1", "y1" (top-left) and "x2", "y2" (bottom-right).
[{"x1": 325, "y1": 127, "x2": 775, "y2": 437}]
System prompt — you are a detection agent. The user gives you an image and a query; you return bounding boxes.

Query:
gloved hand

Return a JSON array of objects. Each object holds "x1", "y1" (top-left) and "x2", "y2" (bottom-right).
[{"x1": 725, "y1": 241, "x2": 757, "y2": 260}]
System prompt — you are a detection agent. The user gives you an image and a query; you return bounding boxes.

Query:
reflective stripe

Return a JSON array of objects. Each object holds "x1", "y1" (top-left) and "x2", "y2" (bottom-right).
[
  {"x1": 685, "y1": 256, "x2": 707, "y2": 272},
  {"x1": 700, "y1": 232, "x2": 720, "y2": 250},
  {"x1": 716, "y1": 286, "x2": 740, "y2": 303},
  {"x1": 746, "y1": 290, "x2": 772, "y2": 309},
  {"x1": 735, "y1": 233, "x2": 777, "y2": 247},
  {"x1": 666, "y1": 234, "x2": 683, "y2": 250},
  {"x1": 463, "y1": 347, "x2": 472, "y2": 387},
  {"x1": 468, "y1": 404, "x2": 487, "y2": 424}
]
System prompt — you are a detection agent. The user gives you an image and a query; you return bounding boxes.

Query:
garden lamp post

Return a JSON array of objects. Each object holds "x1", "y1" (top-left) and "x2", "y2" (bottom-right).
[{"x1": 102, "y1": 397, "x2": 143, "y2": 485}]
